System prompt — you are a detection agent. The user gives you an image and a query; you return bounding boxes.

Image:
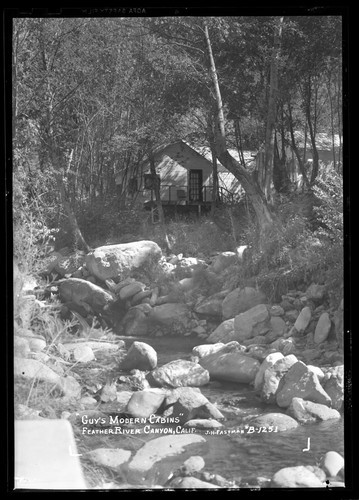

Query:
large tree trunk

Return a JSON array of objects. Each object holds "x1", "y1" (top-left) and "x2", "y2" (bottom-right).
[
  {"x1": 263, "y1": 16, "x2": 284, "y2": 202},
  {"x1": 149, "y1": 153, "x2": 165, "y2": 225},
  {"x1": 56, "y1": 174, "x2": 91, "y2": 253},
  {"x1": 287, "y1": 102, "x2": 310, "y2": 189},
  {"x1": 203, "y1": 20, "x2": 274, "y2": 236},
  {"x1": 206, "y1": 120, "x2": 220, "y2": 215}
]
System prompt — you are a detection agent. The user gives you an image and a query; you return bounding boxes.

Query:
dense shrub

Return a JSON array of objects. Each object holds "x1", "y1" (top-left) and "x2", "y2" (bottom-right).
[{"x1": 238, "y1": 167, "x2": 343, "y2": 304}]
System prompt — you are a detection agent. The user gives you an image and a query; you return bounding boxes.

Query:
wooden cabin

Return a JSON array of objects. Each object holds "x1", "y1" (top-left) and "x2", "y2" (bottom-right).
[{"x1": 135, "y1": 140, "x2": 256, "y2": 214}]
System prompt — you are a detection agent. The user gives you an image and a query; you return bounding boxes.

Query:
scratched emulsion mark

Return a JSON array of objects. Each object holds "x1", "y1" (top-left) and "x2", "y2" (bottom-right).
[{"x1": 302, "y1": 437, "x2": 311, "y2": 452}]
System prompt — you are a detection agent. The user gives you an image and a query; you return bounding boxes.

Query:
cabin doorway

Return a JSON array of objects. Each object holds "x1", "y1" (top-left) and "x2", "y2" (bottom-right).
[{"x1": 188, "y1": 169, "x2": 203, "y2": 202}]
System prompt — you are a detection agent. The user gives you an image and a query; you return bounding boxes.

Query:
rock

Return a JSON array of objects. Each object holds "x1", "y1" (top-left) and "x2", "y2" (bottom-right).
[
  {"x1": 306, "y1": 283, "x2": 326, "y2": 301},
  {"x1": 122, "y1": 307, "x2": 150, "y2": 336},
  {"x1": 254, "y1": 352, "x2": 284, "y2": 391},
  {"x1": 333, "y1": 300, "x2": 344, "y2": 348},
  {"x1": 119, "y1": 282, "x2": 145, "y2": 300},
  {"x1": 28, "y1": 337, "x2": 47, "y2": 352},
  {"x1": 314, "y1": 312, "x2": 332, "y2": 344},
  {"x1": 307, "y1": 365, "x2": 325, "y2": 381},
  {"x1": 131, "y1": 289, "x2": 153, "y2": 306},
  {"x1": 148, "y1": 360, "x2": 210, "y2": 388},
  {"x1": 15, "y1": 403, "x2": 43, "y2": 420},
  {"x1": 210, "y1": 251, "x2": 237, "y2": 274},
  {"x1": 41, "y1": 251, "x2": 63, "y2": 275},
  {"x1": 120, "y1": 341, "x2": 157, "y2": 371},
  {"x1": 62, "y1": 341, "x2": 123, "y2": 352},
  {"x1": 207, "y1": 318, "x2": 235, "y2": 343},
  {"x1": 79, "y1": 396, "x2": 97, "y2": 408},
  {"x1": 149, "y1": 303, "x2": 190, "y2": 328},
  {"x1": 269, "y1": 305, "x2": 285, "y2": 317},
  {"x1": 163, "y1": 387, "x2": 224, "y2": 424},
  {"x1": 86, "y1": 448, "x2": 132, "y2": 470},
  {"x1": 54, "y1": 253, "x2": 85, "y2": 277},
  {"x1": 191, "y1": 326, "x2": 206, "y2": 336},
  {"x1": 169, "y1": 477, "x2": 218, "y2": 488},
  {"x1": 271, "y1": 466, "x2": 325, "y2": 488},
  {"x1": 192, "y1": 343, "x2": 225, "y2": 359},
  {"x1": 233, "y1": 304, "x2": 270, "y2": 341},
  {"x1": 294, "y1": 306, "x2": 312, "y2": 333},
  {"x1": 288, "y1": 397, "x2": 341, "y2": 423},
  {"x1": 321, "y1": 451, "x2": 344, "y2": 478},
  {"x1": 323, "y1": 365, "x2": 344, "y2": 411},
  {"x1": 14, "y1": 336, "x2": 30, "y2": 357},
  {"x1": 14, "y1": 357, "x2": 61, "y2": 385},
  {"x1": 275, "y1": 361, "x2": 332, "y2": 408},
  {"x1": 183, "y1": 419, "x2": 223, "y2": 429},
  {"x1": 199, "y1": 351, "x2": 260, "y2": 384},
  {"x1": 249, "y1": 413, "x2": 299, "y2": 431},
  {"x1": 116, "y1": 391, "x2": 134, "y2": 411},
  {"x1": 259, "y1": 355, "x2": 298, "y2": 403},
  {"x1": 59, "y1": 375, "x2": 82, "y2": 399},
  {"x1": 59, "y1": 278, "x2": 115, "y2": 313},
  {"x1": 127, "y1": 434, "x2": 207, "y2": 485},
  {"x1": 73, "y1": 345, "x2": 95, "y2": 363},
  {"x1": 85, "y1": 241, "x2": 162, "y2": 281},
  {"x1": 126, "y1": 389, "x2": 167, "y2": 418},
  {"x1": 222, "y1": 287, "x2": 267, "y2": 320},
  {"x1": 194, "y1": 296, "x2": 224, "y2": 317},
  {"x1": 181, "y1": 456, "x2": 206, "y2": 475},
  {"x1": 267, "y1": 316, "x2": 286, "y2": 341}
]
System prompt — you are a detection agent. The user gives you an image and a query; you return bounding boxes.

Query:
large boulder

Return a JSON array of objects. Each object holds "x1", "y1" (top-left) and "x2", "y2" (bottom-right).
[
  {"x1": 148, "y1": 303, "x2": 191, "y2": 330},
  {"x1": 194, "y1": 294, "x2": 224, "y2": 317},
  {"x1": 192, "y1": 343, "x2": 225, "y2": 359},
  {"x1": 233, "y1": 304, "x2": 270, "y2": 341},
  {"x1": 322, "y1": 365, "x2": 344, "y2": 411},
  {"x1": 287, "y1": 397, "x2": 341, "y2": 423},
  {"x1": 254, "y1": 352, "x2": 284, "y2": 391},
  {"x1": 206, "y1": 318, "x2": 235, "y2": 343},
  {"x1": 59, "y1": 278, "x2": 115, "y2": 313},
  {"x1": 248, "y1": 413, "x2": 299, "y2": 431},
  {"x1": 127, "y1": 434, "x2": 207, "y2": 486},
  {"x1": 163, "y1": 387, "x2": 224, "y2": 424},
  {"x1": 222, "y1": 287, "x2": 267, "y2": 320},
  {"x1": 126, "y1": 389, "x2": 168, "y2": 418},
  {"x1": 293, "y1": 306, "x2": 312, "y2": 333},
  {"x1": 85, "y1": 241, "x2": 162, "y2": 281},
  {"x1": 314, "y1": 312, "x2": 332, "y2": 344},
  {"x1": 275, "y1": 361, "x2": 332, "y2": 408},
  {"x1": 259, "y1": 355, "x2": 298, "y2": 403},
  {"x1": 120, "y1": 341, "x2": 157, "y2": 371},
  {"x1": 209, "y1": 251, "x2": 237, "y2": 274},
  {"x1": 121, "y1": 306, "x2": 150, "y2": 336},
  {"x1": 271, "y1": 466, "x2": 326, "y2": 488},
  {"x1": 199, "y1": 351, "x2": 260, "y2": 384},
  {"x1": 147, "y1": 360, "x2": 210, "y2": 388},
  {"x1": 321, "y1": 451, "x2": 344, "y2": 478}
]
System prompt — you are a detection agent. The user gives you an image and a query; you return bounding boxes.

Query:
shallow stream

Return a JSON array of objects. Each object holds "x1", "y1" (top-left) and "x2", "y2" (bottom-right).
[{"x1": 115, "y1": 336, "x2": 344, "y2": 483}]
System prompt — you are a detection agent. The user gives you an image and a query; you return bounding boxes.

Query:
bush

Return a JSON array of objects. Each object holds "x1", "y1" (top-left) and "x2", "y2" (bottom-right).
[
  {"x1": 140, "y1": 215, "x2": 235, "y2": 256},
  {"x1": 238, "y1": 168, "x2": 343, "y2": 304}
]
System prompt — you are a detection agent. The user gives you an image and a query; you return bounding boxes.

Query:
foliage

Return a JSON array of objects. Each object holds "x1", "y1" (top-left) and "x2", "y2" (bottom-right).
[{"x1": 237, "y1": 167, "x2": 343, "y2": 303}]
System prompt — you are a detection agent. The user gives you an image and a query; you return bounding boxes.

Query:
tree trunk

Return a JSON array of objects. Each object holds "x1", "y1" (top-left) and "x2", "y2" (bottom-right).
[
  {"x1": 57, "y1": 174, "x2": 91, "y2": 253},
  {"x1": 149, "y1": 153, "x2": 165, "y2": 225},
  {"x1": 203, "y1": 19, "x2": 274, "y2": 236},
  {"x1": 263, "y1": 16, "x2": 284, "y2": 202},
  {"x1": 287, "y1": 102, "x2": 310, "y2": 188},
  {"x1": 206, "y1": 119, "x2": 220, "y2": 215}
]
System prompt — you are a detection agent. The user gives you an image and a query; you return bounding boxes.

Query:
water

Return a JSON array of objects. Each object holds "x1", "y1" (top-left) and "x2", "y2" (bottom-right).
[{"x1": 99, "y1": 336, "x2": 344, "y2": 483}]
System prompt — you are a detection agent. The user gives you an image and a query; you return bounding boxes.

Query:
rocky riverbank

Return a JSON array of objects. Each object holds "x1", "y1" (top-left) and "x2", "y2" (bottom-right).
[{"x1": 13, "y1": 240, "x2": 345, "y2": 489}]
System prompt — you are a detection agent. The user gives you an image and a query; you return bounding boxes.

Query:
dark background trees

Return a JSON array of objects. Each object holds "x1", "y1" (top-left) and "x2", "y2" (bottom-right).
[{"x1": 11, "y1": 14, "x2": 343, "y2": 284}]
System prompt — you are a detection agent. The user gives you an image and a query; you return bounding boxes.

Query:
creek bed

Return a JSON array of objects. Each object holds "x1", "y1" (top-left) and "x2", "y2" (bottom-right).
[{"x1": 80, "y1": 335, "x2": 345, "y2": 486}]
